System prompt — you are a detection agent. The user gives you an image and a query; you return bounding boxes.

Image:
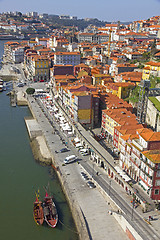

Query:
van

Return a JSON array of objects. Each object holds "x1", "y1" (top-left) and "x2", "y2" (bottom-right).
[{"x1": 64, "y1": 155, "x2": 77, "y2": 164}]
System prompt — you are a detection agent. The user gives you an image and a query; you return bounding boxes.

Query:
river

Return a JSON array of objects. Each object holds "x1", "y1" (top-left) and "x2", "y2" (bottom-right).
[{"x1": 0, "y1": 40, "x2": 78, "y2": 240}]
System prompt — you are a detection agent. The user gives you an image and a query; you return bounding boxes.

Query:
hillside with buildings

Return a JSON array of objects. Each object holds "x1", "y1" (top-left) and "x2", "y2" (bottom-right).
[{"x1": 2, "y1": 11, "x2": 160, "y2": 202}]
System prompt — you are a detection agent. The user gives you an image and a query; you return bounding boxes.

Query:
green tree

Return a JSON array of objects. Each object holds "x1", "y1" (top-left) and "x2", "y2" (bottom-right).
[
  {"x1": 149, "y1": 74, "x2": 160, "y2": 88},
  {"x1": 138, "y1": 63, "x2": 145, "y2": 69},
  {"x1": 142, "y1": 52, "x2": 151, "y2": 61},
  {"x1": 26, "y1": 88, "x2": 35, "y2": 95},
  {"x1": 18, "y1": 12, "x2": 22, "y2": 17},
  {"x1": 129, "y1": 86, "x2": 140, "y2": 103}
]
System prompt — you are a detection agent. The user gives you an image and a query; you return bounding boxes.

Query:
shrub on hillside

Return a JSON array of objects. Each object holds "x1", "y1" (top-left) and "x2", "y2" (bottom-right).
[{"x1": 26, "y1": 88, "x2": 35, "y2": 95}]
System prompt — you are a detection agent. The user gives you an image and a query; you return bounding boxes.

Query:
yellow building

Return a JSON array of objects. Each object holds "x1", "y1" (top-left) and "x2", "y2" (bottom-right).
[
  {"x1": 102, "y1": 108, "x2": 138, "y2": 140},
  {"x1": 92, "y1": 74, "x2": 109, "y2": 85},
  {"x1": 105, "y1": 82, "x2": 135, "y2": 99},
  {"x1": 32, "y1": 56, "x2": 50, "y2": 81},
  {"x1": 142, "y1": 61, "x2": 160, "y2": 80},
  {"x1": 142, "y1": 66, "x2": 150, "y2": 80}
]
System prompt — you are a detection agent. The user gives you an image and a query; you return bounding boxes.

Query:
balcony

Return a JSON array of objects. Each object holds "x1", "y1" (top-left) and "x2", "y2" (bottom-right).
[
  {"x1": 132, "y1": 139, "x2": 143, "y2": 151},
  {"x1": 140, "y1": 157, "x2": 155, "y2": 171}
]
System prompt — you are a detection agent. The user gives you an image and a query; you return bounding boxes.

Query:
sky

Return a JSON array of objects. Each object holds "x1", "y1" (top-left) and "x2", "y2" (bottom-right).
[{"x1": 0, "y1": 0, "x2": 160, "y2": 22}]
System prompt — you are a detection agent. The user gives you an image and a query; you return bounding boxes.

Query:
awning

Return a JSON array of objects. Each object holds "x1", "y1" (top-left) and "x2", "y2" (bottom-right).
[
  {"x1": 115, "y1": 166, "x2": 131, "y2": 182},
  {"x1": 46, "y1": 96, "x2": 52, "y2": 100},
  {"x1": 139, "y1": 179, "x2": 149, "y2": 191},
  {"x1": 121, "y1": 174, "x2": 131, "y2": 182},
  {"x1": 115, "y1": 166, "x2": 123, "y2": 174},
  {"x1": 68, "y1": 131, "x2": 73, "y2": 135},
  {"x1": 74, "y1": 137, "x2": 80, "y2": 143},
  {"x1": 54, "y1": 94, "x2": 58, "y2": 99},
  {"x1": 90, "y1": 149, "x2": 94, "y2": 153},
  {"x1": 75, "y1": 143, "x2": 82, "y2": 148},
  {"x1": 62, "y1": 124, "x2": 71, "y2": 131},
  {"x1": 55, "y1": 113, "x2": 62, "y2": 118},
  {"x1": 53, "y1": 106, "x2": 58, "y2": 112},
  {"x1": 59, "y1": 116, "x2": 65, "y2": 121}
]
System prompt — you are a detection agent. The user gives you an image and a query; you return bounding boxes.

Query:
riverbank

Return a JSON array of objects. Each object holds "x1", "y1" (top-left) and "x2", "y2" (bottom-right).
[{"x1": 30, "y1": 136, "x2": 52, "y2": 165}]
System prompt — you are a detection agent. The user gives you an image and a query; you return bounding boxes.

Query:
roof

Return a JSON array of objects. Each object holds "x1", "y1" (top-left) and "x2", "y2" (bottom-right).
[
  {"x1": 75, "y1": 63, "x2": 90, "y2": 68},
  {"x1": 55, "y1": 52, "x2": 80, "y2": 55},
  {"x1": 102, "y1": 108, "x2": 137, "y2": 125},
  {"x1": 142, "y1": 150, "x2": 160, "y2": 164},
  {"x1": 145, "y1": 61, "x2": 160, "y2": 67},
  {"x1": 140, "y1": 131, "x2": 160, "y2": 142}
]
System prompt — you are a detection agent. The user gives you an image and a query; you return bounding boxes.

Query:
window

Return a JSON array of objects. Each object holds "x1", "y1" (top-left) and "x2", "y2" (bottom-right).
[
  {"x1": 156, "y1": 180, "x2": 160, "y2": 186},
  {"x1": 157, "y1": 171, "x2": 160, "y2": 177},
  {"x1": 155, "y1": 189, "x2": 159, "y2": 195}
]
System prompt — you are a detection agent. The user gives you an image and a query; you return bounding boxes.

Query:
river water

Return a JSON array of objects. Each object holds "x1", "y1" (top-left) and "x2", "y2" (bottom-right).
[{"x1": 0, "y1": 40, "x2": 78, "y2": 240}]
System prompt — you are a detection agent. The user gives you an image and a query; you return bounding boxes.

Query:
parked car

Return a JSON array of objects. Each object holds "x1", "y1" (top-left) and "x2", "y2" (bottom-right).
[
  {"x1": 81, "y1": 173, "x2": 89, "y2": 180},
  {"x1": 87, "y1": 181, "x2": 96, "y2": 188},
  {"x1": 79, "y1": 148, "x2": 90, "y2": 156},
  {"x1": 83, "y1": 175, "x2": 90, "y2": 181},
  {"x1": 60, "y1": 147, "x2": 69, "y2": 153},
  {"x1": 80, "y1": 171, "x2": 86, "y2": 176}
]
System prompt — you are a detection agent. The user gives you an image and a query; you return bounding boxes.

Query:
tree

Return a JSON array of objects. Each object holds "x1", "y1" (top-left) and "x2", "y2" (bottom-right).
[
  {"x1": 26, "y1": 88, "x2": 35, "y2": 95},
  {"x1": 129, "y1": 86, "x2": 140, "y2": 103},
  {"x1": 138, "y1": 63, "x2": 145, "y2": 69},
  {"x1": 142, "y1": 52, "x2": 151, "y2": 61},
  {"x1": 18, "y1": 12, "x2": 22, "y2": 17}
]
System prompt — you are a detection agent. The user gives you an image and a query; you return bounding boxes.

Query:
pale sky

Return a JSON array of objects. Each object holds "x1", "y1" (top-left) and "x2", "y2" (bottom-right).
[{"x1": 0, "y1": 0, "x2": 160, "y2": 22}]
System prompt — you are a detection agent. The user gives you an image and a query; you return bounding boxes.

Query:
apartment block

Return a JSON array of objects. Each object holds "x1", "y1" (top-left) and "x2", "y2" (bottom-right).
[
  {"x1": 54, "y1": 52, "x2": 80, "y2": 66},
  {"x1": 119, "y1": 128, "x2": 160, "y2": 200}
]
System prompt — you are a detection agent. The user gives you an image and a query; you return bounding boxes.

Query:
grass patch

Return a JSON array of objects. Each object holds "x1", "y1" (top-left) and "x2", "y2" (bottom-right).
[{"x1": 149, "y1": 97, "x2": 160, "y2": 111}]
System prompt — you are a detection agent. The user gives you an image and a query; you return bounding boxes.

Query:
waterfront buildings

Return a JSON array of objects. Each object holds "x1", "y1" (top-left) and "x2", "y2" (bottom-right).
[
  {"x1": 119, "y1": 129, "x2": 160, "y2": 200},
  {"x1": 58, "y1": 84, "x2": 100, "y2": 128},
  {"x1": 2, "y1": 11, "x2": 160, "y2": 202}
]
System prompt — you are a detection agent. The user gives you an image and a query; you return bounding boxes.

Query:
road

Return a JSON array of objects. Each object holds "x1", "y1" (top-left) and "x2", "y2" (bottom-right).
[{"x1": 82, "y1": 161, "x2": 159, "y2": 240}]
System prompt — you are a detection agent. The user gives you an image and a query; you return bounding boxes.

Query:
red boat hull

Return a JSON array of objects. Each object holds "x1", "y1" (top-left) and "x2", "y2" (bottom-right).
[{"x1": 43, "y1": 196, "x2": 58, "y2": 228}]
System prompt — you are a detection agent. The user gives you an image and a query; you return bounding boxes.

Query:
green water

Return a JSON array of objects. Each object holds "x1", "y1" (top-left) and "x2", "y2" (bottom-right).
[{"x1": 0, "y1": 49, "x2": 78, "y2": 240}]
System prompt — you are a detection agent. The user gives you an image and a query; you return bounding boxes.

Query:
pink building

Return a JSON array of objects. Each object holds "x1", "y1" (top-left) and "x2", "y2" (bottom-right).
[{"x1": 119, "y1": 128, "x2": 160, "y2": 200}]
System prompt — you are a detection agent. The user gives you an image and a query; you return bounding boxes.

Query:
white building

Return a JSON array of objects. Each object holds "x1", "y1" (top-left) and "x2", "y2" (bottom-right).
[
  {"x1": 54, "y1": 52, "x2": 81, "y2": 66},
  {"x1": 0, "y1": 24, "x2": 16, "y2": 31},
  {"x1": 67, "y1": 43, "x2": 78, "y2": 52},
  {"x1": 12, "y1": 47, "x2": 24, "y2": 63}
]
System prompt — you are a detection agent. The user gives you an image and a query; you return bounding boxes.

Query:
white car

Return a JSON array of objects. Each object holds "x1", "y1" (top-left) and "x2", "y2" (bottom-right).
[{"x1": 79, "y1": 148, "x2": 90, "y2": 155}]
